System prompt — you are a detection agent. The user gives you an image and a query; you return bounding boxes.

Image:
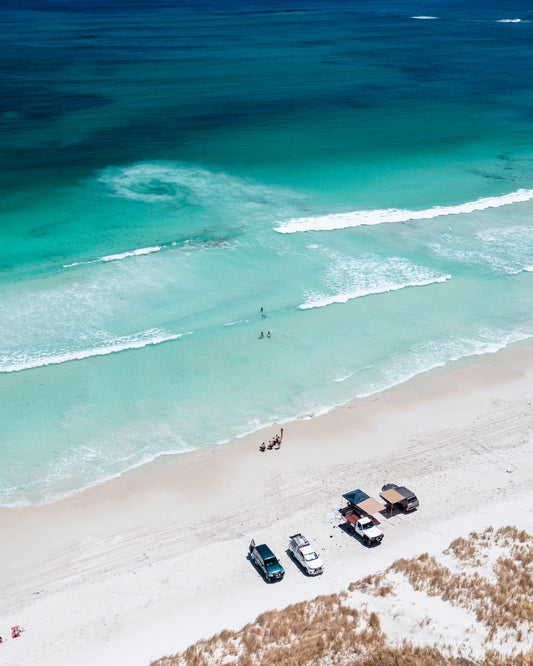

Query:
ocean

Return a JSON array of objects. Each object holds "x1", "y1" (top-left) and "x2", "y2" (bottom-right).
[{"x1": 1, "y1": 0, "x2": 532, "y2": 506}]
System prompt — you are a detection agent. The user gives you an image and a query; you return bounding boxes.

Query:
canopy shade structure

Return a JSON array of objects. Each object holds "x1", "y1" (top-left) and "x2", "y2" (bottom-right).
[
  {"x1": 342, "y1": 489, "x2": 370, "y2": 506},
  {"x1": 357, "y1": 497, "x2": 386, "y2": 516},
  {"x1": 380, "y1": 488, "x2": 405, "y2": 504}
]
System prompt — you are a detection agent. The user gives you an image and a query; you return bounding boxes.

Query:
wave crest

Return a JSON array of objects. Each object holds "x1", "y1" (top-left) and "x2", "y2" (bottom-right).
[
  {"x1": 0, "y1": 328, "x2": 190, "y2": 374},
  {"x1": 64, "y1": 245, "x2": 163, "y2": 268},
  {"x1": 275, "y1": 189, "x2": 533, "y2": 234},
  {"x1": 299, "y1": 253, "x2": 450, "y2": 309}
]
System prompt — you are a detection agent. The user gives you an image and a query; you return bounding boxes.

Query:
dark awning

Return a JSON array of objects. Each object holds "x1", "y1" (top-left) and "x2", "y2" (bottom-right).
[{"x1": 342, "y1": 489, "x2": 370, "y2": 506}]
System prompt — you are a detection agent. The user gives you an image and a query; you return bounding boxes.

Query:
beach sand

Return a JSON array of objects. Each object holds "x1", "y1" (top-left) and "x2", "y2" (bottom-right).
[{"x1": 0, "y1": 343, "x2": 532, "y2": 665}]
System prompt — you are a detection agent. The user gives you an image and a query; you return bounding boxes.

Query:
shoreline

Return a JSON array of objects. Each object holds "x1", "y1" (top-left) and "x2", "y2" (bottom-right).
[
  {"x1": 1, "y1": 341, "x2": 532, "y2": 665},
  {"x1": 3, "y1": 336, "x2": 532, "y2": 512}
]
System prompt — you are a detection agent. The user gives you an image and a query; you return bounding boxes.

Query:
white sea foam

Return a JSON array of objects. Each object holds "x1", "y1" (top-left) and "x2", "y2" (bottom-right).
[
  {"x1": 299, "y1": 253, "x2": 450, "y2": 310},
  {"x1": 63, "y1": 245, "x2": 162, "y2": 268},
  {"x1": 431, "y1": 225, "x2": 533, "y2": 274},
  {"x1": 497, "y1": 18, "x2": 521, "y2": 23},
  {"x1": 0, "y1": 438, "x2": 197, "y2": 508},
  {"x1": 98, "y1": 163, "x2": 193, "y2": 203},
  {"x1": 97, "y1": 161, "x2": 301, "y2": 214},
  {"x1": 275, "y1": 189, "x2": 533, "y2": 233},
  {"x1": 0, "y1": 328, "x2": 191, "y2": 374},
  {"x1": 353, "y1": 329, "x2": 533, "y2": 399},
  {"x1": 412, "y1": 16, "x2": 438, "y2": 20}
]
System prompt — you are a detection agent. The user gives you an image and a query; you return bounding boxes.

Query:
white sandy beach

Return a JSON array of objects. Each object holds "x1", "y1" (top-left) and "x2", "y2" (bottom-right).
[{"x1": 1, "y1": 343, "x2": 532, "y2": 665}]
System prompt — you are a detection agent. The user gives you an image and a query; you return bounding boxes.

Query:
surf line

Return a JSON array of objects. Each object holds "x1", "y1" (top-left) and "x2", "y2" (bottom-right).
[
  {"x1": 274, "y1": 188, "x2": 533, "y2": 233},
  {"x1": 0, "y1": 329, "x2": 192, "y2": 374},
  {"x1": 62, "y1": 233, "x2": 216, "y2": 269}
]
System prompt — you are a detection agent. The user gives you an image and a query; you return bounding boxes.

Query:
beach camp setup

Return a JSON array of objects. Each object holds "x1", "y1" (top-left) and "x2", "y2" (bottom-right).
[
  {"x1": 251, "y1": 483, "x2": 419, "y2": 578},
  {"x1": 380, "y1": 484, "x2": 420, "y2": 512},
  {"x1": 342, "y1": 489, "x2": 387, "y2": 521}
]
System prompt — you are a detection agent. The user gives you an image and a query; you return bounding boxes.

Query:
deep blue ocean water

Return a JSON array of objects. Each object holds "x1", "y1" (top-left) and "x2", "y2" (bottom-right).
[{"x1": 1, "y1": 0, "x2": 532, "y2": 505}]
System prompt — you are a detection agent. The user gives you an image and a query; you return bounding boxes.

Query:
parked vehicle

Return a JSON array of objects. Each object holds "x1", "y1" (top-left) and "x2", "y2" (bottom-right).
[
  {"x1": 381, "y1": 483, "x2": 419, "y2": 512},
  {"x1": 345, "y1": 514, "x2": 384, "y2": 545},
  {"x1": 341, "y1": 489, "x2": 385, "y2": 546},
  {"x1": 249, "y1": 539, "x2": 285, "y2": 581},
  {"x1": 288, "y1": 534, "x2": 324, "y2": 575}
]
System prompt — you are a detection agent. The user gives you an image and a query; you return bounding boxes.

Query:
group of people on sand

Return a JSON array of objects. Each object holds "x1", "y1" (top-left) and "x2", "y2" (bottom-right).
[{"x1": 259, "y1": 428, "x2": 284, "y2": 452}]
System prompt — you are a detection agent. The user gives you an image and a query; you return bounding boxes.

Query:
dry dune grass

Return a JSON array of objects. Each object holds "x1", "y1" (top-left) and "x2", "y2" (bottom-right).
[
  {"x1": 390, "y1": 526, "x2": 532, "y2": 640},
  {"x1": 151, "y1": 527, "x2": 532, "y2": 666}
]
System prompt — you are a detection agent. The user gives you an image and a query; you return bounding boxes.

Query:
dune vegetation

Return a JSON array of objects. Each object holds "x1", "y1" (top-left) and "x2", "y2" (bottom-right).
[{"x1": 152, "y1": 526, "x2": 532, "y2": 666}]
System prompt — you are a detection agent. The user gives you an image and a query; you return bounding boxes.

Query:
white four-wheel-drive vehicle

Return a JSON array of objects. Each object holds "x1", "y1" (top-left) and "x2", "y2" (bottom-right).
[
  {"x1": 288, "y1": 533, "x2": 324, "y2": 575},
  {"x1": 348, "y1": 515, "x2": 384, "y2": 546},
  {"x1": 342, "y1": 489, "x2": 385, "y2": 546}
]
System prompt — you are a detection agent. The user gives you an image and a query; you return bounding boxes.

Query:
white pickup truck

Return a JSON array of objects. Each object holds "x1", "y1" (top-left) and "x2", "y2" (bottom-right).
[
  {"x1": 346, "y1": 515, "x2": 384, "y2": 546},
  {"x1": 288, "y1": 533, "x2": 324, "y2": 575}
]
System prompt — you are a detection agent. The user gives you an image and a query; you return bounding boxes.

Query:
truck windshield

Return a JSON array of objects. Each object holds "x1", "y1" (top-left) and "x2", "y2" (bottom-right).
[
  {"x1": 264, "y1": 558, "x2": 278, "y2": 567},
  {"x1": 361, "y1": 521, "x2": 374, "y2": 529},
  {"x1": 304, "y1": 552, "x2": 318, "y2": 561}
]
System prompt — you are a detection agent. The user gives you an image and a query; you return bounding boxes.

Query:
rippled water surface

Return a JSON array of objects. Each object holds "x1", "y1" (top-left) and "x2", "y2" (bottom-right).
[{"x1": 1, "y1": 0, "x2": 532, "y2": 504}]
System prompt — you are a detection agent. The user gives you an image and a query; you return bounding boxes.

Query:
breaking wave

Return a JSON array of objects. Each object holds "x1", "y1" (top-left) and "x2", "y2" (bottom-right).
[
  {"x1": 299, "y1": 253, "x2": 450, "y2": 309},
  {"x1": 352, "y1": 329, "x2": 533, "y2": 399},
  {"x1": 430, "y1": 225, "x2": 533, "y2": 274},
  {"x1": 64, "y1": 245, "x2": 163, "y2": 268},
  {"x1": 275, "y1": 189, "x2": 533, "y2": 233},
  {"x1": 0, "y1": 328, "x2": 191, "y2": 374}
]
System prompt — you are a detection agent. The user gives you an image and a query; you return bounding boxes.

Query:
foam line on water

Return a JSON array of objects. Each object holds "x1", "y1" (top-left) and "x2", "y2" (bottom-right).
[
  {"x1": 300, "y1": 273, "x2": 449, "y2": 309},
  {"x1": 0, "y1": 329, "x2": 191, "y2": 374},
  {"x1": 63, "y1": 245, "x2": 162, "y2": 268},
  {"x1": 299, "y1": 250, "x2": 451, "y2": 310},
  {"x1": 411, "y1": 16, "x2": 438, "y2": 19},
  {"x1": 430, "y1": 225, "x2": 533, "y2": 274},
  {"x1": 353, "y1": 330, "x2": 533, "y2": 398},
  {"x1": 275, "y1": 189, "x2": 533, "y2": 233}
]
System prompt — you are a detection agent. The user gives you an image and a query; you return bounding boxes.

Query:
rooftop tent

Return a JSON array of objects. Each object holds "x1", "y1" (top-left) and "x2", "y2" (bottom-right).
[
  {"x1": 342, "y1": 489, "x2": 370, "y2": 506},
  {"x1": 380, "y1": 488, "x2": 405, "y2": 504},
  {"x1": 356, "y1": 497, "x2": 386, "y2": 516}
]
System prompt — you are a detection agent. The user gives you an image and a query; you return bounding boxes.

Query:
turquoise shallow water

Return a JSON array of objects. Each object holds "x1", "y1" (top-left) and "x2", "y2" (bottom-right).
[{"x1": 1, "y1": 0, "x2": 533, "y2": 505}]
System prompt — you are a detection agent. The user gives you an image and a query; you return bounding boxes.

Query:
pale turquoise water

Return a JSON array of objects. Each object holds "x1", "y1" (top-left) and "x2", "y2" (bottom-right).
[{"x1": 1, "y1": 0, "x2": 532, "y2": 505}]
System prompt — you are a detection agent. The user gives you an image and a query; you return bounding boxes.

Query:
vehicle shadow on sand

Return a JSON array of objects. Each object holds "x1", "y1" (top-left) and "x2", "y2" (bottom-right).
[{"x1": 338, "y1": 523, "x2": 379, "y2": 548}]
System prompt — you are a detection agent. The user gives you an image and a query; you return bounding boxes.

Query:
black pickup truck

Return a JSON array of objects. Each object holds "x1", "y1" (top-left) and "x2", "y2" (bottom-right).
[{"x1": 249, "y1": 539, "x2": 285, "y2": 581}]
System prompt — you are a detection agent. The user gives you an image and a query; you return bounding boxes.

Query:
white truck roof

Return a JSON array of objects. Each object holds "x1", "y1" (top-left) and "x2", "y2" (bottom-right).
[{"x1": 299, "y1": 544, "x2": 316, "y2": 557}]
